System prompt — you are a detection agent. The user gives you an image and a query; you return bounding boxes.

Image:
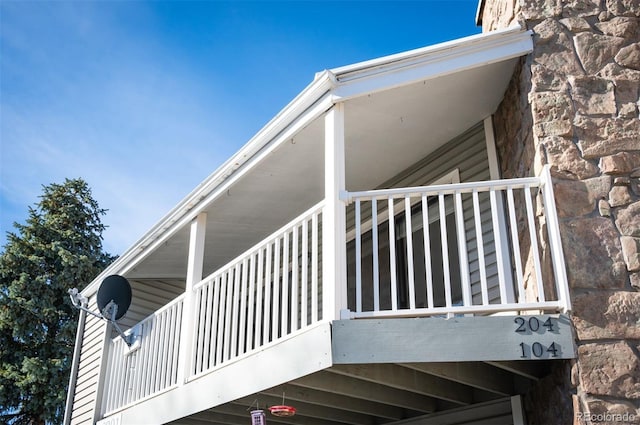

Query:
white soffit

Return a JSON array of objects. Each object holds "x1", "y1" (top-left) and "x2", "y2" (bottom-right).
[{"x1": 82, "y1": 25, "x2": 533, "y2": 295}]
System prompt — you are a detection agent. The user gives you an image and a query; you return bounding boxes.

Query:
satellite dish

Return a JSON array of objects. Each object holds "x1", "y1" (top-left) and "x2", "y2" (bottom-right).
[
  {"x1": 97, "y1": 275, "x2": 132, "y2": 321},
  {"x1": 68, "y1": 274, "x2": 136, "y2": 347}
]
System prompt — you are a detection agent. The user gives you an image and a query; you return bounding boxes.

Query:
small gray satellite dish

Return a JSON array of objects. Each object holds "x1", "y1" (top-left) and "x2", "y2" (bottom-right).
[{"x1": 97, "y1": 275, "x2": 132, "y2": 321}]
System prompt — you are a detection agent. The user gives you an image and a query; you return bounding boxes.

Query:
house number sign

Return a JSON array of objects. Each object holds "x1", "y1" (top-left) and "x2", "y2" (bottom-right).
[{"x1": 514, "y1": 316, "x2": 561, "y2": 359}]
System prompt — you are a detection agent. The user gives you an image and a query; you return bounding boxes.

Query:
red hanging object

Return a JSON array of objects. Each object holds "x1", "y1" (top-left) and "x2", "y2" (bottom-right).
[{"x1": 269, "y1": 405, "x2": 296, "y2": 417}]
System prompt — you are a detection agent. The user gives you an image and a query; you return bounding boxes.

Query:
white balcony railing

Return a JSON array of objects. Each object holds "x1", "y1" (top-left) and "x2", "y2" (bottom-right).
[
  {"x1": 101, "y1": 167, "x2": 570, "y2": 415},
  {"x1": 342, "y1": 165, "x2": 570, "y2": 319},
  {"x1": 103, "y1": 202, "x2": 324, "y2": 415},
  {"x1": 103, "y1": 295, "x2": 184, "y2": 414},
  {"x1": 189, "y1": 201, "x2": 324, "y2": 378}
]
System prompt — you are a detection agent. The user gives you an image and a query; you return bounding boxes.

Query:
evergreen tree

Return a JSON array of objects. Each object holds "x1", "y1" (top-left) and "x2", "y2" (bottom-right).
[{"x1": 0, "y1": 179, "x2": 116, "y2": 425}]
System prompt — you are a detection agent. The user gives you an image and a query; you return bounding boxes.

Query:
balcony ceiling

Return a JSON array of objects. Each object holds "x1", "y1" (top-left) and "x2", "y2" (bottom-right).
[
  {"x1": 126, "y1": 56, "x2": 519, "y2": 281},
  {"x1": 168, "y1": 361, "x2": 549, "y2": 425}
]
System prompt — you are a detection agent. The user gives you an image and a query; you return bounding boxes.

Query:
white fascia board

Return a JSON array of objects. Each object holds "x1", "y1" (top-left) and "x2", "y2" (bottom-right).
[
  {"x1": 332, "y1": 25, "x2": 532, "y2": 101},
  {"x1": 81, "y1": 72, "x2": 336, "y2": 296}
]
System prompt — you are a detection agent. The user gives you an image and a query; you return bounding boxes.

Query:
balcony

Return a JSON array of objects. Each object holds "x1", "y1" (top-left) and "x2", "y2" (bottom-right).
[{"x1": 98, "y1": 167, "x2": 573, "y2": 423}]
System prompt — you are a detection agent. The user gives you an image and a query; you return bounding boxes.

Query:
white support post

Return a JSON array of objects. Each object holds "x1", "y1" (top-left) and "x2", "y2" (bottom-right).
[
  {"x1": 484, "y1": 116, "x2": 516, "y2": 303},
  {"x1": 541, "y1": 165, "x2": 571, "y2": 312},
  {"x1": 177, "y1": 212, "x2": 207, "y2": 384},
  {"x1": 323, "y1": 103, "x2": 348, "y2": 321}
]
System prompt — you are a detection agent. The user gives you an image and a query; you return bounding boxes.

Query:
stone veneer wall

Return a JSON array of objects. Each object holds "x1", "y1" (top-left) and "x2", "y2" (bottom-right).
[{"x1": 480, "y1": 0, "x2": 640, "y2": 424}]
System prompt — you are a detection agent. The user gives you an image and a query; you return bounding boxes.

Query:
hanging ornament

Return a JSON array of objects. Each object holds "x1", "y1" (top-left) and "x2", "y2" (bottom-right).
[
  {"x1": 269, "y1": 392, "x2": 296, "y2": 417},
  {"x1": 250, "y1": 409, "x2": 267, "y2": 425},
  {"x1": 269, "y1": 405, "x2": 296, "y2": 417}
]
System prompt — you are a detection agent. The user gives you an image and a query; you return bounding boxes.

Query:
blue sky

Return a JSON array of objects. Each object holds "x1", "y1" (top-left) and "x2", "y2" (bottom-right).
[{"x1": 1, "y1": 0, "x2": 481, "y2": 256}]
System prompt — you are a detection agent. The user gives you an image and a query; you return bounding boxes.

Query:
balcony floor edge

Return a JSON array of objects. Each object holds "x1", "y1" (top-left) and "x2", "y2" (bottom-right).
[
  {"x1": 332, "y1": 314, "x2": 576, "y2": 364},
  {"x1": 105, "y1": 322, "x2": 333, "y2": 425}
]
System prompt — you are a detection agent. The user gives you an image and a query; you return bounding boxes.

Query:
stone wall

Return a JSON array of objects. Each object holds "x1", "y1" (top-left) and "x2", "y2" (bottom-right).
[{"x1": 480, "y1": 0, "x2": 640, "y2": 424}]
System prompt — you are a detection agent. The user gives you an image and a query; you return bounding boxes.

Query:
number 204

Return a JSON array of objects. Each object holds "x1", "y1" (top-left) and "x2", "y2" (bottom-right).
[{"x1": 514, "y1": 316, "x2": 554, "y2": 333}]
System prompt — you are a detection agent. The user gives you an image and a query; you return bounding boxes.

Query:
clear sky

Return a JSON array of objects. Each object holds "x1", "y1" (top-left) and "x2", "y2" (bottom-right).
[{"x1": 1, "y1": 0, "x2": 481, "y2": 256}]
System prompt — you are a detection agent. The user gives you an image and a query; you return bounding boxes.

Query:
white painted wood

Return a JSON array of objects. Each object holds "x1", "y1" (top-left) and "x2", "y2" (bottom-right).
[
  {"x1": 301, "y1": 221, "x2": 309, "y2": 327},
  {"x1": 272, "y1": 237, "x2": 281, "y2": 339},
  {"x1": 438, "y1": 193, "x2": 453, "y2": 314},
  {"x1": 421, "y1": 195, "x2": 434, "y2": 309},
  {"x1": 116, "y1": 323, "x2": 332, "y2": 425},
  {"x1": 484, "y1": 117, "x2": 501, "y2": 181},
  {"x1": 345, "y1": 176, "x2": 541, "y2": 201},
  {"x1": 254, "y1": 250, "x2": 264, "y2": 349},
  {"x1": 388, "y1": 197, "x2": 398, "y2": 311},
  {"x1": 355, "y1": 200, "x2": 362, "y2": 313},
  {"x1": 154, "y1": 311, "x2": 167, "y2": 392},
  {"x1": 404, "y1": 196, "x2": 416, "y2": 310},
  {"x1": 311, "y1": 212, "x2": 319, "y2": 323},
  {"x1": 166, "y1": 306, "x2": 178, "y2": 386},
  {"x1": 484, "y1": 117, "x2": 515, "y2": 304},
  {"x1": 281, "y1": 233, "x2": 290, "y2": 337},
  {"x1": 473, "y1": 190, "x2": 489, "y2": 305},
  {"x1": 323, "y1": 104, "x2": 348, "y2": 320},
  {"x1": 454, "y1": 191, "x2": 472, "y2": 308},
  {"x1": 177, "y1": 213, "x2": 207, "y2": 385},
  {"x1": 263, "y1": 243, "x2": 272, "y2": 343},
  {"x1": 506, "y1": 188, "x2": 525, "y2": 303},
  {"x1": 193, "y1": 286, "x2": 205, "y2": 373},
  {"x1": 345, "y1": 172, "x2": 569, "y2": 319},
  {"x1": 103, "y1": 296, "x2": 185, "y2": 415},
  {"x1": 523, "y1": 185, "x2": 545, "y2": 302},
  {"x1": 490, "y1": 189, "x2": 508, "y2": 303},
  {"x1": 540, "y1": 165, "x2": 571, "y2": 312},
  {"x1": 216, "y1": 274, "x2": 228, "y2": 364},
  {"x1": 246, "y1": 253, "x2": 256, "y2": 349},
  {"x1": 204, "y1": 281, "x2": 217, "y2": 366},
  {"x1": 291, "y1": 224, "x2": 299, "y2": 331},
  {"x1": 223, "y1": 271, "x2": 233, "y2": 361},
  {"x1": 185, "y1": 203, "x2": 323, "y2": 377},
  {"x1": 230, "y1": 264, "x2": 241, "y2": 357},
  {"x1": 213, "y1": 276, "x2": 224, "y2": 367},
  {"x1": 372, "y1": 199, "x2": 380, "y2": 311},
  {"x1": 332, "y1": 28, "x2": 533, "y2": 101},
  {"x1": 351, "y1": 301, "x2": 565, "y2": 318}
]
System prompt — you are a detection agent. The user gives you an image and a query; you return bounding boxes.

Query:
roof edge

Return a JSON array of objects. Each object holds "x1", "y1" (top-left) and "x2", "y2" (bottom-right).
[{"x1": 330, "y1": 24, "x2": 525, "y2": 81}]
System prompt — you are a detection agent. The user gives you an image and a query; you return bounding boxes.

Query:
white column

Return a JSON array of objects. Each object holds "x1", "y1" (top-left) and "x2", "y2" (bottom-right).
[
  {"x1": 323, "y1": 103, "x2": 348, "y2": 321},
  {"x1": 484, "y1": 117, "x2": 516, "y2": 304},
  {"x1": 177, "y1": 212, "x2": 207, "y2": 383}
]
